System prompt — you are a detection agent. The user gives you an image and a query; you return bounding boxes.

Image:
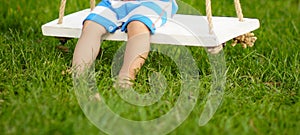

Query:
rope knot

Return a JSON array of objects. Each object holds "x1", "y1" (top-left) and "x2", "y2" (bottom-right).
[{"x1": 231, "y1": 32, "x2": 258, "y2": 48}]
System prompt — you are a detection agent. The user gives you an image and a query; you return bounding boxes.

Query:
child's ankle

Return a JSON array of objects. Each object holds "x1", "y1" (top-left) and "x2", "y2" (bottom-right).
[{"x1": 115, "y1": 74, "x2": 134, "y2": 89}]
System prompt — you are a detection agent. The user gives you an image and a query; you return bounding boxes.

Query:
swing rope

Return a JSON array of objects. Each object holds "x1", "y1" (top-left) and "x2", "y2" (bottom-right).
[
  {"x1": 58, "y1": 0, "x2": 95, "y2": 24},
  {"x1": 206, "y1": 0, "x2": 257, "y2": 48},
  {"x1": 206, "y1": 0, "x2": 244, "y2": 31},
  {"x1": 90, "y1": 0, "x2": 96, "y2": 11},
  {"x1": 232, "y1": 0, "x2": 257, "y2": 48},
  {"x1": 58, "y1": 0, "x2": 67, "y2": 24},
  {"x1": 234, "y1": 0, "x2": 244, "y2": 21},
  {"x1": 205, "y1": 0, "x2": 213, "y2": 34}
]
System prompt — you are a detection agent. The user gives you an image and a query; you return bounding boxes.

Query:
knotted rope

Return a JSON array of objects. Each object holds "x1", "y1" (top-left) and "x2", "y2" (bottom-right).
[
  {"x1": 58, "y1": 0, "x2": 96, "y2": 24},
  {"x1": 206, "y1": 0, "x2": 257, "y2": 48},
  {"x1": 231, "y1": 0, "x2": 257, "y2": 48}
]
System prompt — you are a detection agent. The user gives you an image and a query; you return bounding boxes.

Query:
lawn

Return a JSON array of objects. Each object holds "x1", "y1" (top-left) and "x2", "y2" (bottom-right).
[{"x1": 0, "y1": 0, "x2": 299, "y2": 135}]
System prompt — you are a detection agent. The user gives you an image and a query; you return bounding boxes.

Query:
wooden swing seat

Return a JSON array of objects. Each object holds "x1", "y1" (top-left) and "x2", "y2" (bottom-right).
[{"x1": 42, "y1": 9, "x2": 259, "y2": 47}]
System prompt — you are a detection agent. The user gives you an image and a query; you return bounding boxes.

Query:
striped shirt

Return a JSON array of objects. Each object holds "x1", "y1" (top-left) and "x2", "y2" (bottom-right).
[{"x1": 85, "y1": 0, "x2": 178, "y2": 34}]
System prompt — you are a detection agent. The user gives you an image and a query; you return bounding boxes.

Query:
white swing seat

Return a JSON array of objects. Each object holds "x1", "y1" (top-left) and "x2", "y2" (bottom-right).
[{"x1": 42, "y1": 9, "x2": 259, "y2": 47}]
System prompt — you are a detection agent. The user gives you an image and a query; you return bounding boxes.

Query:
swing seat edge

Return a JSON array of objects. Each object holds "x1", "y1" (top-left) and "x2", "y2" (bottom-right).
[{"x1": 41, "y1": 9, "x2": 260, "y2": 47}]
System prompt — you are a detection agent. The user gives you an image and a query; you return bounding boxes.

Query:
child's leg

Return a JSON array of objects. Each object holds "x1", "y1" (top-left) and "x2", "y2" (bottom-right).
[
  {"x1": 72, "y1": 21, "x2": 107, "y2": 73},
  {"x1": 118, "y1": 21, "x2": 151, "y2": 85}
]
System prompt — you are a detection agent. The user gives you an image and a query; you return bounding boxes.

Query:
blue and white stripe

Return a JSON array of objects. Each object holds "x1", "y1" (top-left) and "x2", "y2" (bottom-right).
[{"x1": 84, "y1": 0, "x2": 178, "y2": 34}]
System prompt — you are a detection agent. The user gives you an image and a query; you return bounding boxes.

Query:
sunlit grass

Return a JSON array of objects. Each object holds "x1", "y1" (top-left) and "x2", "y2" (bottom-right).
[{"x1": 0, "y1": 0, "x2": 299, "y2": 134}]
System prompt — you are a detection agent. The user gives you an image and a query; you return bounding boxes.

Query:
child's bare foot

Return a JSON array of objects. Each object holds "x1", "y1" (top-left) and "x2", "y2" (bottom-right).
[{"x1": 114, "y1": 75, "x2": 134, "y2": 89}]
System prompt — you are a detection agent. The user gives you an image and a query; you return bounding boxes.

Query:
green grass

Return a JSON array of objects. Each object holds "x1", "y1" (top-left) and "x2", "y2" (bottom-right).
[{"x1": 0, "y1": 0, "x2": 299, "y2": 134}]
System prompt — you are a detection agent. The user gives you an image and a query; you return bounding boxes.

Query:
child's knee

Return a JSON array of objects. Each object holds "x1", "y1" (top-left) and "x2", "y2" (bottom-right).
[{"x1": 127, "y1": 21, "x2": 150, "y2": 35}]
